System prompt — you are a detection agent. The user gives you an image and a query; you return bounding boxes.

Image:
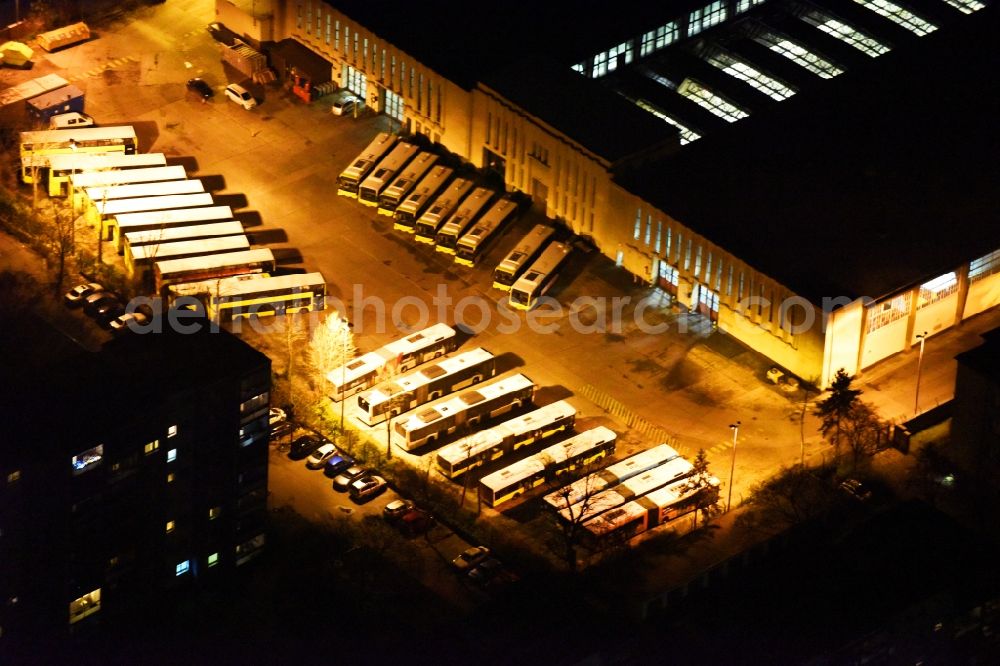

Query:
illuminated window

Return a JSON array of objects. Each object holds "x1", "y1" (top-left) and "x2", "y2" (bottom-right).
[
  {"x1": 684, "y1": 239, "x2": 692, "y2": 271},
  {"x1": 969, "y1": 249, "x2": 1000, "y2": 283},
  {"x1": 727, "y1": 265, "x2": 734, "y2": 296},
  {"x1": 644, "y1": 216, "x2": 652, "y2": 245},
  {"x1": 705, "y1": 53, "x2": 796, "y2": 100},
  {"x1": 167, "y1": 425, "x2": 178, "y2": 438},
  {"x1": 917, "y1": 272, "x2": 958, "y2": 309},
  {"x1": 235, "y1": 533, "x2": 266, "y2": 566},
  {"x1": 634, "y1": 210, "x2": 641, "y2": 239},
  {"x1": 665, "y1": 227, "x2": 672, "y2": 258},
  {"x1": 756, "y1": 32, "x2": 843, "y2": 78},
  {"x1": 167, "y1": 472, "x2": 176, "y2": 483},
  {"x1": 694, "y1": 245, "x2": 703, "y2": 277},
  {"x1": 852, "y1": 0, "x2": 937, "y2": 36},
  {"x1": 866, "y1": 295, "x2": 910, "y2": 333},
  {"x1": 640, "y1": 22, "x2": 678, "y2": 57},
  {"x1": 144, "y1": 439, "x2": 159, "y2": 455},
  {"x1": 334, "y1": 20, "x2": 340, "y2": 51},
  {"x1": 940, "y1": 0, "x2": 986, "y2": 14},
  {"x1": 6, "y1": 470, "x2": 20, "y2": 484},
  {"x1": 209, "y1": 506, "x2": 222, "y2": 520},
  {"x1": 571, "y1": 62, "x2": 585, "y2": 74},
  {"x1": 69, "y1": 588, "x2": 101, "y2": 624},
  {"x1": 655, "y1": 222, "x2": 663, "y2": 254},
  {"x1": 591, "y1": 40, "x2": 633, "y2": 78},
  {"x1": 208, "y1": 552, "x2": 220, "y2": 567},
  {"x1": 803, "y1": 13, "x2": 891, "y2": 58},
  {"x1": 678, "y1": 79, "x2": 749, "y2": 123},
  {"x1": 176, "y1": 560, "x2": 190, "y2": 576},
  {"x1": 71, "y1": 444, "x2": 104, "y2": 475},
  {"x1": 167, "y1": 448, "x2": 177, "y2": 463},
  {"x1": 166, "y1": 520, "x2": 175, "y2": 534},
  {"x1": 689, "y1": 1, "x2": 727, "y2": 36},
  {"x1": 736, "y1": 0, "x2": 766, "y2": 12}
]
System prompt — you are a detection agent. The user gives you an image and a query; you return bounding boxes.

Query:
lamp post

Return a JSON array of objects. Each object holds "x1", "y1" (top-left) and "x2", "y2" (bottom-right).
[
  {"x1": 914, "y1": 331, "x2": 928, "y2": 416},
  {"x1": 727, "y1": 421, "x2": 741, "y2": 512}
]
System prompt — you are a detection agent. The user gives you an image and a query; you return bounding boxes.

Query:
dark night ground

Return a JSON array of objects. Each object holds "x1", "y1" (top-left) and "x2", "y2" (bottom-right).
[{"x1": 14, "y1": 500, "x2": 998, "y2": 665}]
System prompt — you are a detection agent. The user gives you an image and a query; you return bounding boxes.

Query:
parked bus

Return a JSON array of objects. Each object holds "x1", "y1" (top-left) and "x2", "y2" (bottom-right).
[
  {"x1": 84, "y1": 179, "x2": 203, "y2": 206},
  {"x1": 478, "y1": 426, "x2": 617, "y2": 508},
  {"x1": 50, "y1": 152, "x2": 168, "y2": 197},
  {"x1": 168, "y1": 273, "x2": 269, "y2": 307},
  {"x1": 113, "y1": 205, "x2": 234, "y2": 253},
  {"x1": 435, "y1": 187, "x2": 494, "y2": 254},
  {"x1": 455, "y1": 197, "x2": 519, "y2": 267},
  {"x1": 377, "y1": 152, "x2": 438, "y2": 215},
  {"x1": 357, "y1": 142, "x2": 419, "y2": 207},
  {"x1": 68, "y1": 164, "x2": 185, "y2": 191},
  {"x1": 20, "y1": 126, "x2": 138, "y2": 182},
  {"x1": 123, "y1": 221, "x2": 245, "y2": 255},
  {"x1": 204, "y1": 272, "x2": 327, "y2": 321},
  {"x1": 555, "y1": 456, "x2": 694, "y2": 524},
  {"x1": 492, "y1": 224, "x2": 555, "y2": 290},
  {"x1": 393, "y1": 373, "x2": 535, "y2": 451},
  {"x1": 414, "y1": 177, "x2": 474, "y2": 244},
  {"x1": 326, "y1": 323, "x2": 457, "y2": 402},
  {"x1": 154, "y1": 248, "x2": 275, "y2": 293},
  {"x1": 393, "y1": 165, "x2": 453, "y2": 232},
  {"x1": 509, "y1": 241, "x2": 572, "y2": 311},
  {"x1": 88, "y1": 192, "x2": 214, "y2": 241},
  {"x1": 337, "y1": 132, "x2": 396, "y2": 197},
  {"x1": 582, "y1": 476, "x2": 720, "y2": 542},
  {"x1": 542, "y1": 443, "x2": 680, "y2": 513},
  {"x1": 436, "y1": 400, "x2": 577, "y2": 479},
  {"x1": 356, "y1": 347, "x2": 496, "y2": 426},
  {"x1": 126, "y1": 235, "x2": 249, "y2": 279}
]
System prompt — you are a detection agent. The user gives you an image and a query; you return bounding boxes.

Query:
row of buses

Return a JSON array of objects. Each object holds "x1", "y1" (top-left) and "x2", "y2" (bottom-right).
[
  {"x1": 18, "y1": 125, "x2": 327, "y2": 321},
  {"x1": 336, "y1": 133, "x2": 573, "y2": 310}
]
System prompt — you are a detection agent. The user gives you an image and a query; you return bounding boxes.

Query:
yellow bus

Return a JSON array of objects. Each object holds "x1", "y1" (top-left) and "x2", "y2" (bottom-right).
[
  {"x1": 20, "y1": 126, "x2": 138, "y2": 183},
  {"x1": 206, "y1": 272, "x2": 327, "y2": 321},
  {"x1": 50, "y1": 152, "x2": 168, "y2": 197}
]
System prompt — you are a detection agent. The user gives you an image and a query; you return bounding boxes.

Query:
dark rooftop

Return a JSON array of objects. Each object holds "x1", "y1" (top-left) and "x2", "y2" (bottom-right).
[
  {"x1": 956, "y1": 327, "x2": 1000, "y2": 383},
  {"x1": 621, "y1": 5, "x2": 1000, "y2": 302}
]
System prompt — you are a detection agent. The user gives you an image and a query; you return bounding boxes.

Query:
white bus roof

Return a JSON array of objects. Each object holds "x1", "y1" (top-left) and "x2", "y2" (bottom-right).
[
  {"x1": 69, "y1": 165, "x2": 186, "y2": 188},
  {"x1": 416, "y1": 178, "x2": 475, "y2": 225},
  {"x1": 155, "y1": 248, "x2": 274, "y2": 277},
  {"x1": 130, "y1": 235, "x2": 249, "y2": 262},
  {"x1": 495, "y1": 225, "x2": 555, "y2": 274},
  {"x1": 582, "y1": 499, "x2": 648, "y2": 538},
  {"x1": 543, "y1": 443, "x2": 680, "y2": 510},
  {"x1": 437, "y1": 187, "x2": 494, "y2": 237},
  {"x1": 396, "y1": 165, "x2": 453, "y2": 214},
  {"x1": 363, "y1": 347, "x2": 495, "y2": 406},
  {"x1": 86, "y1": 178, "x2": 203, "y2": 203},
  {"x1": 436, "y1": 400, "x2": 576, "y2": 467},
  {"x1": 169, "y1": 272, "x2": 271, "y2": 299},
  {"x1": 50, "y1": 152, "x2": 167, "y2": 173},
  {"x1": 115, "y1": 205, "x2": 234, "y2": 231},
  {"x1": 382, "y1": 152, "x2": 438, "y2": 200},
  {"x1": 326, "y1": 323, "x2": 457, "y2": 389},
  {"x1": 340, "y1": 132, "x2": 396, "y2": 179},
  {"x1": 217, "y1": 272, "x2": 326, "y2": 298},
  {"x1": 480, "y1": 426, "x2": 617, "y2": 494},
  {"x1": 394, "y1": 373, "x2": 534, "y2": 435},
  {"x1": 511, "y1": 241, "x2": 571, "y2": 292},
  {"x1": 559, "y1": 455, "x2": 693, "y2": 523},
  {"x1": 95, "y1": 193, "x2": 214, "y2": 216},
  {"x1": 20, "y1": 125, "x2": 137, "y2": 146},
  {"x1": 457, "y1": 197, "x2": 518, "y2": 251},
  {"x1": 124, "y1": 221, "x2": 244, "y2": 247},
  {"x1": 360, "y1": 143, "x2": 420, "y2": 189}
]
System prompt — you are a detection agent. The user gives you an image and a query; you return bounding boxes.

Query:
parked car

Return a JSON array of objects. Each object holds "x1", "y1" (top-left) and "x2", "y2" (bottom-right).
[
  {"x1": 225, "y1": 83, "x2": 256, "y2": 110},
  {"x1": 83, "y1": 292, "x2": 119, "y2": 318},
  {"x1": 323, "y1": 454, "x2": 355, "y2": 478},
  {"x1": 398, "y1": 509, "x2": 435, "y2": 537},
  {"x1": 331, "y1": 94, "x2": 358, "y2": 116},
  {"x1": 839, "y1": 478, "x2": 873, "y2": 502},
  {"x1": 306, "y1": 443, "x2": 337, "y2": 469},
  {"x1": 333, "y1": 466, "x2": 367, "y2": 491},
  {"x1": 468, "y1": 557, "x2": 504, "y2": 586},
  {"x1": 452, "y1": 546, "x2": 490, "y2": 572},
  {"x1": 288, "y1": 435, "x2": 324, "y2": 460},
  {"x1": 109, "y1": 311, "x2": 149, "y2": 334},
  {"x1": 64, "y1": 282, "x2": 104, "y2": 307},
  {"x1": 95, "y1": 302, "x2": 126, "y2": 328},
  {"x1": 270, "y1": 420, "x2": 294, "y2": 440},
  {"x1": 349, "y1": 475, "x2": 387, "y2": 502},
  {"x1": 383, "y1": 499, "x2": 415, "y2": 522},
  {"x1": 268, "y1": 407, "x2": 286, "y2": 427},
  {"x1": 186, "y1": 77, "x2": 214, "y2": 100}
]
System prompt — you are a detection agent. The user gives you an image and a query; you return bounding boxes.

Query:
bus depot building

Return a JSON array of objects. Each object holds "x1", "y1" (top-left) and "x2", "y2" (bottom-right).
[{"x1": 222, "y1": 0, "x2": 1000, "y2": 386}]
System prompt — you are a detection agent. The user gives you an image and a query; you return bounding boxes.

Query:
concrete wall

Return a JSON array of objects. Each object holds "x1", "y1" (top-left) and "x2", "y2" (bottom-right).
[{"x1": 215, "y1": 0, "x2": 274, "y2": 44}]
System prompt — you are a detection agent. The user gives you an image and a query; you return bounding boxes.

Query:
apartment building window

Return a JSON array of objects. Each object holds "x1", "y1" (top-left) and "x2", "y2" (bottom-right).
[
  {"x1": 166, "y1": 520, "x2": 176, "y2": 534},
  {"x1": 689, "y1": 1, "x2": 727, "y2": 36},
  {"x1": 209, "y1": 506, "x2": 222, "y2": 520},
  {"x1": 208, "y1": 552, "x2": 220, "y2": 568},
  {"x1": 167, "y1": 425, "x2": 178, "y2": 438},
  {"x1": 6, "y1": 470, "x2": 20, "y2": 484},
  {"x1": 144, "y1": 439, "x2": 159, "y2": 455},
  {"x1": 167, "y1": 448, "x2": 177, "y2": 463},
  {"x1": 167, "y1": 472, "x2": 176, "y2": 483},
  {"x1": 175, "y1": 560, "x2": 190, "y2": 576},
  {"x1": 69, "y1": 589, "x2": 101, "y2": 625}
]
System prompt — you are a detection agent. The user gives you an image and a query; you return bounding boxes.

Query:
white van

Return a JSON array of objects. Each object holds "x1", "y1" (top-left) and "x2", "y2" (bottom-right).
[
  {"x1": 49, "y1": 112, "x2": 95, "y2": 129},
  {"x1": 224, "y1": 83, "x2": 256, "y2": 110}
]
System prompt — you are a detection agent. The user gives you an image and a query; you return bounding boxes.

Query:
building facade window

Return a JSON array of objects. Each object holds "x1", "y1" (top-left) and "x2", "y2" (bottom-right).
[
  {"x1": 866, "y1": 294, "x2": 910, "y2": 332},
  {"x1": 167, "y1": 425, "x2": 178, "y2": 438},
  {"x1": 640, "y1": 22, "x2": 678, "y2": 57},
  {"x1": 689, "y1": 1, "x2": 728, "y2": 36},
  {"x1": 144, "y1": 439, "x2": 159, "y2": 455},
  {"x1": 208, "y1": 552, "x2": 220, "y2": 567},
  {"x1": 634, "y1": 209, "x2": 642, "y2": 240},
  {"x1": 209, "y1": 506, "x2": 222, "y2": 520},
  {"x1": 176, "y1": 560, "x2": 190, "y2": 576},
  {"x1": 969, "y1": 248, "x2": 1000, "y2": 283},
  {"x1": 917, "y1": 272, "x2": 958, "y2": 308},
  {"x1": 167, "y1": 448, "x2": 177, "y2": 463},
  {"x1": 6, "y1": 470, "x2": 20, "y2": 484},
  {"x1": 166, "y1": 520, "x2": 175, "y2": 534},
  {"x1": 69, "y1": 589, "x2": 101, "y2": 625}
]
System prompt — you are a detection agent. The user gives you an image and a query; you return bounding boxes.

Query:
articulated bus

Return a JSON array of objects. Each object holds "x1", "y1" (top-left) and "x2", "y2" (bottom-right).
[
  {"x1": 509, "y1": 241, "x2": 572, "y2": 311},
  {"x1": 436, "y1": 400, "x2": 577, "y2": 480},
  {"x1": 88, "y1": 193, "x2": 214, "y2": 241},
  {"x1": 492, "y1": 224, "x2": 555, "y2": 290},
  {"x1": 393, "y1": 165, "x2": 453, "y2": 232},
  {"x1": 154, "y1": 248, "x2": 276, "y2": 294},
  {"x1": 326, "y1": 323, "x2": 458, "y2": 402},
  {"x1": 126, "y1": 235, "x2": 249, "y2": 279},
  {"x1": 113, "y1": 205, "x2": 234, "y2": 253},
  {"x1": 50, "y1": 152, "x2": 168, "y2": 197},
  {"x1": 356, "y1": 347, "x2": 496, "y2": 426},
  {"x1": 393, "y1": 373, "x2": 536, "y2": 451},
  {"x1": 582, "y1": 476, "x2": 720, "y2": 542},
  {"x1": 555, "y1": 456, "x2": 694, "y2": 524},
  {"x1": 20, "y1": 126, "x2": 138, "y2": 182},
  {"x1": 377, "y1": 152, "x2": 438, "y2": 215},
  {"x1": 337, "y1": 132, "x2": 396, "y2": 197},
  {"x1": 207, "y1": 272, "x2": 327, "y2": 321},
  {"x1": 478, "y1": 426, "x2": 617, "y2": 508},
  {"x1": 414, "y1": 177, "x2": 475, "y2": 244},
  {"x1": 455, "y1": 197, "x2": 519, "y2": 267},
  {"x1": 124, "y1": 221, "x2": 245, "y2": 256},
  {"x1": 85, "y1": 178, "x2": 203, "y2": 206},
  {"x1": 542, "y1": 443, "x2": 680, "y2": 513},
  {"x1": 435, "y1": 187, "x2": 494, "y2": 254},
  {"x1": 357, "y1": 142, "x2": 420, "y2": 207},
  {"x1": 168, "y1": 273, "x2": 269, "y2": 307}
]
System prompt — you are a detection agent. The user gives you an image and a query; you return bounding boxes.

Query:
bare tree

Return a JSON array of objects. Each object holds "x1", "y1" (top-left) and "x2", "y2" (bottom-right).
[{"x1": 545, "y1": 462, "x2": 608, "y2": 572}]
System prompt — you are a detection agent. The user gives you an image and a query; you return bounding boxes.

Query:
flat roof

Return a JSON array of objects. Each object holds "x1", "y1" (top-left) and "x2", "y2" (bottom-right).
[
  {"x1": 956, "y1": 328, "x2": 1000, "y2": 383},
  {"x1": 622, "y1": 6, "x2": 1000, "y2": 302}
]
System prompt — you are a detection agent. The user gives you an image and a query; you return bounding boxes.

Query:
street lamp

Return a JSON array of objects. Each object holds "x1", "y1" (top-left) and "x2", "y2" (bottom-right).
[
  {"x1": 914, "y1": 331, "x2": 928, "y2": 416},
  {"x1": 727, "y1": 421, "x2": 741, "y2": 512}
]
